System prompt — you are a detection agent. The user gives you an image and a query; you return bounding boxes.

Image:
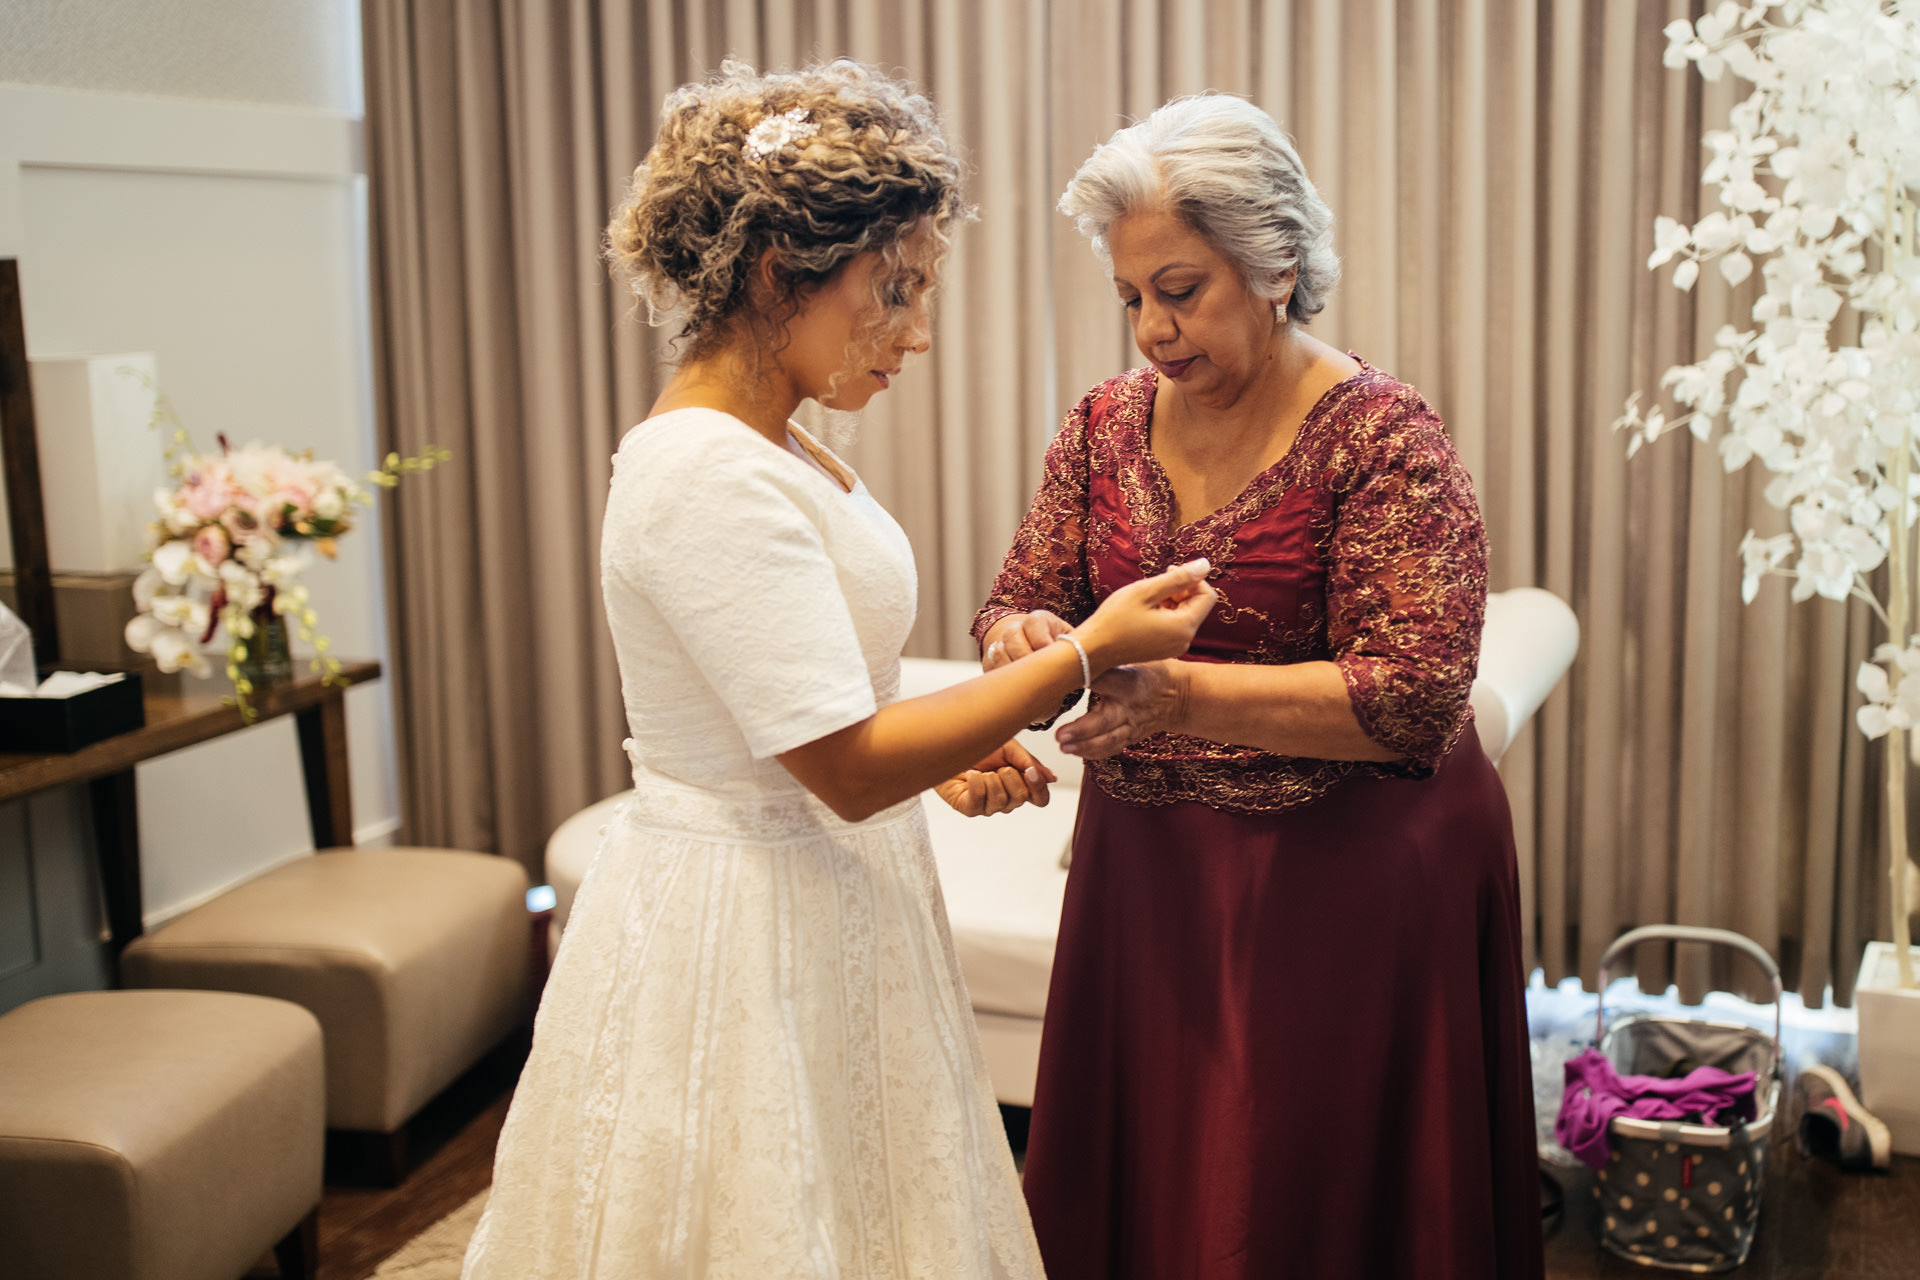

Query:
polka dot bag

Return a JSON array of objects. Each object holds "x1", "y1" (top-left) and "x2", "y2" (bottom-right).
[{"x1": 1587, "y1": 926, "x2": 1782, "y2": 1273}]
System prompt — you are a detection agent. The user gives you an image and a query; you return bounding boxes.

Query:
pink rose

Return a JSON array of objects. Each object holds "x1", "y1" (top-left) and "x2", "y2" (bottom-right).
[
  {"x1": 221, "y1": 506, "x2": 263, "y2": 544},
  {"x1": 182, "y1": 471, "x2": 238, "y2": 520},
  {"x1": 191, "y1": 524, "x2": 232, "y2": 566},
  {"x1": 262, "y1": 484, "x2": 317, "y2": 530}
]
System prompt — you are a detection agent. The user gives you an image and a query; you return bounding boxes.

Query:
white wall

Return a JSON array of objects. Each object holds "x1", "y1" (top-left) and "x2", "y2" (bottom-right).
[
  {"x1": 0, "y1": 1, "x2": 361, "y2": 113},
  {"x1": 0, "y1": 2, "x2": 401, "y2": 922}
]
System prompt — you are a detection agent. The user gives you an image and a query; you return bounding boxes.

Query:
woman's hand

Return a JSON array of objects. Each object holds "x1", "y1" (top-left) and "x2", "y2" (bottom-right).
[
  {"x1": 1057, "y1": 660, "x2": 1188, "y2": 758},
  {"x1": 1073, "y1": 558, "x2": 1217, "y2": 670},
  {"x1": 982, "y1": 611, "x2": 1074, "y2": 671},
  {"x1": 933, "y1": 740, "x2": 1057, "y2": 816}
]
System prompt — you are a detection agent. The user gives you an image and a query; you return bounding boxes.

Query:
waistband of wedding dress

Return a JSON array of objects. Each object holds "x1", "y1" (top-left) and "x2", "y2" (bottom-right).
[{"x1": 620, "y1": 754, "x2": 921, "y2": 845}]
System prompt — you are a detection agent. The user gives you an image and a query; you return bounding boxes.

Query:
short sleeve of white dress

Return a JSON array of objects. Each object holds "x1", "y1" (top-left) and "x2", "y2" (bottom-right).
[{"x1": 607, "y1": 410, "x2": 879, "y2": 759}]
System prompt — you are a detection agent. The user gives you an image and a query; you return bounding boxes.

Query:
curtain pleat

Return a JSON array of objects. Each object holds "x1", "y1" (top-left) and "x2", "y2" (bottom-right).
[
  {"x1": 1500, "y1": 8, "x2": 1539, "y2": 968},
  {"x1": 363, "y1": 0, "x2": 1898, "y2": 1004}
]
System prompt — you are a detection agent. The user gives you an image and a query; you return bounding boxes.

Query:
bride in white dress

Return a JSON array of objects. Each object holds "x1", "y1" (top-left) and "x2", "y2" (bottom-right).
[{"x1": 462, "y1": 61, "x2": 1215, "y2": 1280}]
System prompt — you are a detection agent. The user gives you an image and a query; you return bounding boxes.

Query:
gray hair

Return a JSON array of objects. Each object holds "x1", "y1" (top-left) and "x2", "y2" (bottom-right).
[{"x1": 1058, "y1": 94, "x2": 1339, "y2": 324}]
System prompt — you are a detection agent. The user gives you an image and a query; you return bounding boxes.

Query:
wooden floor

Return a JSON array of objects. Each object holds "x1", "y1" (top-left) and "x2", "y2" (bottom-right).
[
  {"x1": 257, "y1": 1033, "x2": 1920, "y2": 1280},
  {"x1": 245, "y1": 1034, "x2": 525, "y2": 1280}
]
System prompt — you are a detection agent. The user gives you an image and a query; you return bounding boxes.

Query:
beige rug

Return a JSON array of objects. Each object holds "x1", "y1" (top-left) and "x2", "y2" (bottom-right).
[{"x1": 370, "y1": 1191, "x2": 487, "y2": 1279}]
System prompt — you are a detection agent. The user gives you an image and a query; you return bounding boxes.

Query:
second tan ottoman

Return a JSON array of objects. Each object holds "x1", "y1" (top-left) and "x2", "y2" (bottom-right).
[{"x1": 122, "y1": 847, "x2": 529, "y2": 1176}]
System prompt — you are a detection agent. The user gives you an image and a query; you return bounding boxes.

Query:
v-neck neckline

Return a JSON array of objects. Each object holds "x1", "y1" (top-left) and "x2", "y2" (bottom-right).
[
  {"x1": 783, "y1": 420, "x2": 858, "y2": 495},
  {"x1": 1137, "y1": 357, "x2": 1369, "y2": 537}
]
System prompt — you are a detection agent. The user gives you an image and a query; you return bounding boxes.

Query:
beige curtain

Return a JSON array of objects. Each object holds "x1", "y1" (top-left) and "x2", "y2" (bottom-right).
[{"x1": 363, "y1": 0, "x2": 1898, "y2": 1003}]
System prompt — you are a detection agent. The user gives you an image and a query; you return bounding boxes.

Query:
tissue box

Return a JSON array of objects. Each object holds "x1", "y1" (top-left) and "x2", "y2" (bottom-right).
[{"x1": 0, "y1": 671, "x2": 145, "y2": 753}]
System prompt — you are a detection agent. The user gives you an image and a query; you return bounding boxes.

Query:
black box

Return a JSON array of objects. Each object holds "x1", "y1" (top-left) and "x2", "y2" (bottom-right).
[{"x1": 0, "y1": 670, "x2": 145, "y2": 753}]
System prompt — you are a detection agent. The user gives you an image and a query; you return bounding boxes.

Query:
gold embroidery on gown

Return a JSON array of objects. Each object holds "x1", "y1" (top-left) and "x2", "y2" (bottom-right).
[{"x1": 974, "y1": 363, "x2": 1488, "y2": 815}]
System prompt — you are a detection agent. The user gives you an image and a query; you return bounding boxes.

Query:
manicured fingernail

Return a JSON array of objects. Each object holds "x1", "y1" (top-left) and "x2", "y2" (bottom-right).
[{"x1": 1025, "y1": 767, "x2": 1041, "y2": 783}]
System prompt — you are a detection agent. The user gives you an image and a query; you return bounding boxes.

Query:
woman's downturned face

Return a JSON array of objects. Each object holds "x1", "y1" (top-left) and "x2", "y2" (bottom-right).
[
  {"x1": 1107, "y1": 207, "x2": 1283, "y2": 404},
  {"x1": 778, "y1": 228, "x2": 937, "y2": 411}
]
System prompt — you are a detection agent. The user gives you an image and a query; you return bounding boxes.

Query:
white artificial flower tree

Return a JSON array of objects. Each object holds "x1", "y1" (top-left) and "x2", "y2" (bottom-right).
[{"x1": 1617, "y1": 0, "x2": 1920, "y2": 988}]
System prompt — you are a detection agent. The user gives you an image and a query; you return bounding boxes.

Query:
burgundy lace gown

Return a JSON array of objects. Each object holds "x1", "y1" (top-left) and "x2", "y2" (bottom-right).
[{"x1": 974, "y1": 363, "x2": 1544, "y2": 1280}]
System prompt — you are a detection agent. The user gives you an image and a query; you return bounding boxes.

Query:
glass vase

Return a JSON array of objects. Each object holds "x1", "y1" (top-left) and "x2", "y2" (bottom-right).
[{"x1": 238, "y1": 610, "x2": 293, "y2": 683}]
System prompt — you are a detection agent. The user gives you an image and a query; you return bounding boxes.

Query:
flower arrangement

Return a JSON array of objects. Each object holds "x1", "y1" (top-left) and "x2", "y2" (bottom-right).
[
  {"x1": 1615, "y1": 0, "x2": 1919, "y2": 987},
  {"x1": 124, "y1": 389, "x2": 447, "y2": 719}
]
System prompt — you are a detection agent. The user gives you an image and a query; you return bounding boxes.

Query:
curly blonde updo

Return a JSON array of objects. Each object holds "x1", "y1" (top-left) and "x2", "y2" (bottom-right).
[{"x1": 607, "y1": 59, "x2": 966, "y2": 361}]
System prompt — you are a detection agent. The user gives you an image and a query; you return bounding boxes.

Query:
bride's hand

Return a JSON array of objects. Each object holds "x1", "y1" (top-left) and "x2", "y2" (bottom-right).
[
  {"x1": 1074, "y1": 558, "x2": 1216, "y2": 670},
  {"x1": 934, "y1": 740, "x2": 1057, "y2": 816},
  {"x1": 982, "y1": 611, "x2": 1073, "y2": 671}
]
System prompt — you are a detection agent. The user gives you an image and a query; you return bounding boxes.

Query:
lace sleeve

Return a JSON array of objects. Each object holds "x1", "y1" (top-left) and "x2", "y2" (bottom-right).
[
  {"x1": 1327, "y1": 396, "x2": 1487, "y2": 772},
  {"x1": 971, "y1": 389, "x2": 1099, "y2": 648}
]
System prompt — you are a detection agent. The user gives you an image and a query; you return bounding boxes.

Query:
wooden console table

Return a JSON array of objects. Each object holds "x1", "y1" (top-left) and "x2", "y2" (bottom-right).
[{"x1": 0, "y1": 660, "x2": 381, "y2": 956}]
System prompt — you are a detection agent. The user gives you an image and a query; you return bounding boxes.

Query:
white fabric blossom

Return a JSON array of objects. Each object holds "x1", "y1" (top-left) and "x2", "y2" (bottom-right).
[{"x1": 742, "y1": 107, "x2": 818, "y2": 163}]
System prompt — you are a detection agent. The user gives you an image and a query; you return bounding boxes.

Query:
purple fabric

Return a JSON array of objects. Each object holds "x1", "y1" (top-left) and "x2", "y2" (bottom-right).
[{"x1": 1555, "y1": 1047, "x2": 1758, "y2": 1169}]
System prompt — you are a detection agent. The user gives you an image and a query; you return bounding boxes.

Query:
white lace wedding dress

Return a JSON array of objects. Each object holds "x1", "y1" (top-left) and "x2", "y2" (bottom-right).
[{"x1": 462, "y1": 409, "x2": 1044, "y2": 1279}]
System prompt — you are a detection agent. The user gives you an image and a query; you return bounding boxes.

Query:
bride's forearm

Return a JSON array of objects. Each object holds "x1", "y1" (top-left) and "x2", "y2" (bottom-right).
[
  {"x1": 1176, "y1": 660, "x2": 1400, "y2": 762},
  {"x1": 778, "y1": 643, "x2": 1084, "y2": 822}
]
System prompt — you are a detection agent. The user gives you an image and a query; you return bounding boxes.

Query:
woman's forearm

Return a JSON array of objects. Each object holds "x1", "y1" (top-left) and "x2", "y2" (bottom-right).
[
  {"x1": 1175, "y1": 660, "x2": 1401, "y2": 762},
  {"x1": 780, "y1": 643, "x2": 1086, "y2": 822},
  {"x1": 792, "y1": 564, "x2": 1216, "y2": 819}
]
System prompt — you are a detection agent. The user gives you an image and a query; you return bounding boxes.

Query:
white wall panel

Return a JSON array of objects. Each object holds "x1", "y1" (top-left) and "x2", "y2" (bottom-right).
[
  {"x1": 0, "y1": 0, "x2": 361, "y2": 113},
  {"x1": 15, "y1": 163, "x2": 398, "y2": 919}
]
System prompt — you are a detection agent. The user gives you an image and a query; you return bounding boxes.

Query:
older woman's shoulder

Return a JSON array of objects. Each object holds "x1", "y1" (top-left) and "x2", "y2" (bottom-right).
[
  {"x1": 1313, "y1": 365, "x2": 1459, "y2": 482},
  {"x1": 1325, "y1": 364, "x2": 1440, "y2": 427},
  {"x1": 1072, "y1": 366, "x2": 1158, "y2": 427}
]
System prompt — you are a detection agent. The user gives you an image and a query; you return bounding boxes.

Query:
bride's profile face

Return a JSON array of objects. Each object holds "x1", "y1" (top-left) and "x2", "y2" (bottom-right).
[{"x1": 778, "y1": 226, "x2": 938, "y2": 411}]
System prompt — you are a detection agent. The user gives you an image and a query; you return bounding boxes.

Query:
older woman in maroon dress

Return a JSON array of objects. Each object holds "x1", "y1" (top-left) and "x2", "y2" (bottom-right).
[{"x1": 975, "y1": 95, "x2": 1544, "y2": 1280}]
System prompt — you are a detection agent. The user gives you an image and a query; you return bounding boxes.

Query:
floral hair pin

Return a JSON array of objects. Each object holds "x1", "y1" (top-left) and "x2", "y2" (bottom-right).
[{"x1": 743, "y1": 107, "x2": 818, "y2": 163}]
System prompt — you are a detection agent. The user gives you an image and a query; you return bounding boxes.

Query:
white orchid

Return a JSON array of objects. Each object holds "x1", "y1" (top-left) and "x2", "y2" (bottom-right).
[
  {"x1": 150, "y1": 540, "x2": 194, "y2": 586},
  {"x1": 131, "y1": 567, "x2": 163, "y2": 611},
  {"x1": 145, "y1": 627, "x2": 207, "y2": 678},
  {"x1": 124, "y1": 612, "x2": 209, "y2": 677},
  {"x1": 1624, "y1": 0, "x2": 1920, "y2": 985},
  {"x1": 147, "y1": 592, "x2": 199, "y2": 631}
]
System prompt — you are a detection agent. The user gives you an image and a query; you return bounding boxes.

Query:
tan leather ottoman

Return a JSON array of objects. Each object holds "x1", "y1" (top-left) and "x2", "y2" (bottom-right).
[
  {"x1": 0, "y1": 989, "x2": 323, "y2": 1280},
  {"x1": 121, "y1": 848, "x2": 530, "y2": 1176}
]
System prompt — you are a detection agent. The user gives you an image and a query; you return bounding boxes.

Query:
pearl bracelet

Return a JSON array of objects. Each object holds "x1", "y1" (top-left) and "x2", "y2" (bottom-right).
[
  {"x1": 1061, "y1": 631, "x2": 1091, "y2": 697},
  {"x1": 1025, "y1": 632, "x2": 1091, "y2": 732}
]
